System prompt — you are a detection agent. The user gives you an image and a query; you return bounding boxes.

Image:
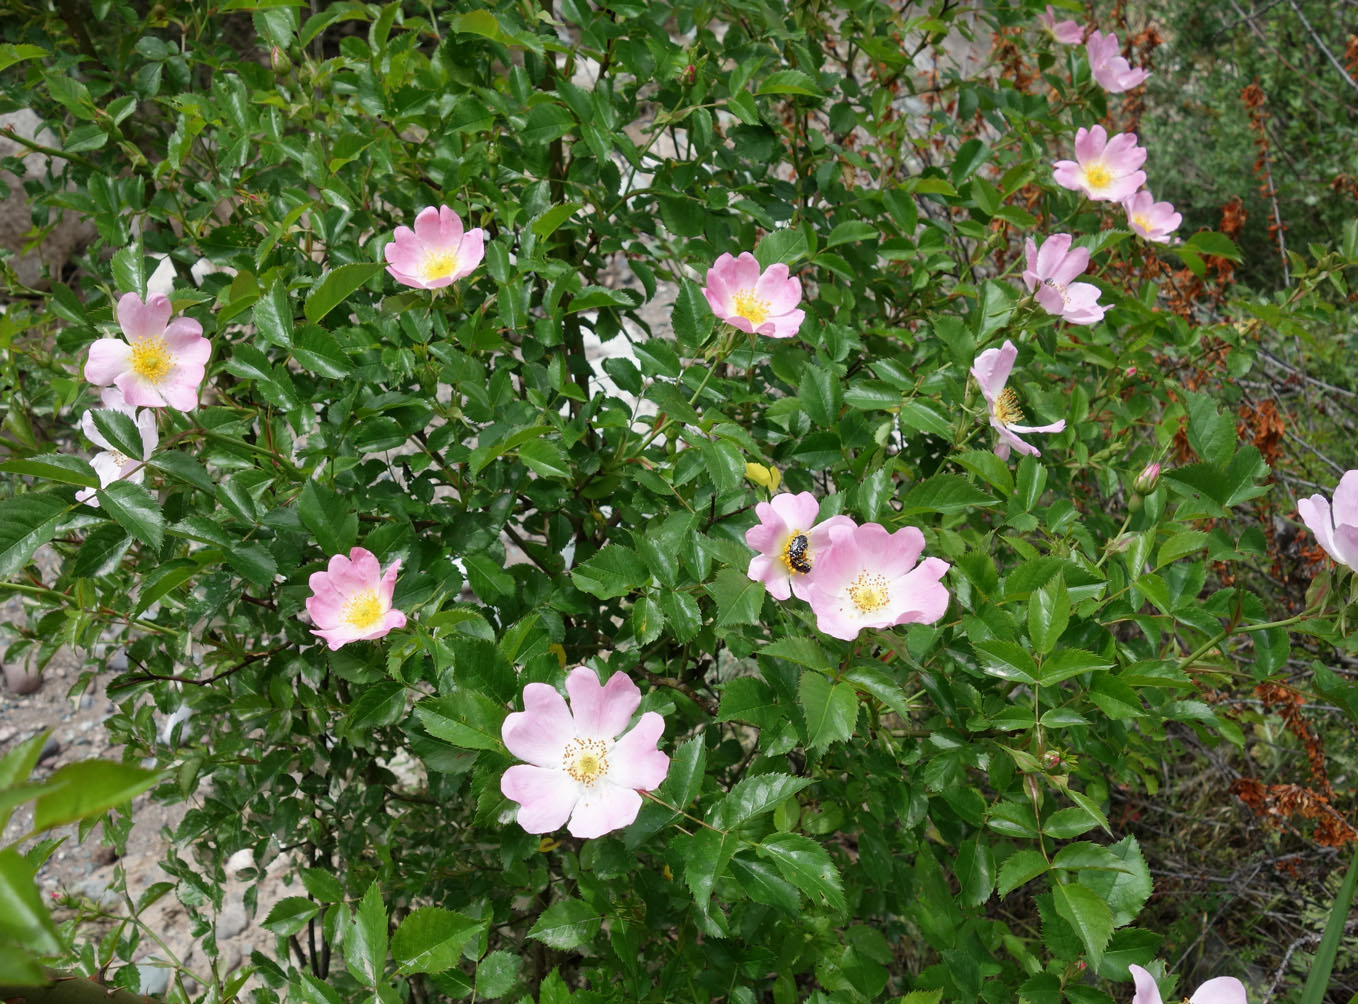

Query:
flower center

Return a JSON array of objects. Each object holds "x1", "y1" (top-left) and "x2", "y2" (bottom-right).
[
  {"x1": 562, "y1": 737, "x2": 609, "y2": 786},
  {"x1": 993, "y1": 387, "x2": 1025, "y2": 426},
  {"x1": 1081, "y1": 161, "x2": 1113, "y2": 191},
  {"x1": 847, "y1": 571, "x2": 889, "y2": 614},
  {"x1": 781, "y1": 530, "x2": 812, "y2": 575},
  {"x1": 732, "y1": 289, "x2": 771, "y2": 326},
  {"x1": 1132, "y1": 213, "x2": 1150, "y2": 232},
  {"x1": 109, "y1": 450, "x2": 131, "y2": 469},
  {"x1": 130, "y1": 337, "x2": 173, "y2": 384},
  {"x1": 1042, "y1": 276, "x2": 1071, "y2": 305},
  {"x1": 341, "y1": 589, "x2": 384, "y2": 630},
  {"x1": 421, "y1": 247, "x2": 459, "y2": 281}
]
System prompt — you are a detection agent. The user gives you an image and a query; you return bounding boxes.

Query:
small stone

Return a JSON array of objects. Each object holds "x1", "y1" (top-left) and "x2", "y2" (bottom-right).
[
  {"x1": 216, "y1": 901, "x2": 247, "y2": 941},
  {"x1": 38, "y1": 737, "x2": 60, "y2": 763},
  {"x1": 75, "y1": 877, "x2": 120, "y2": 909},
  {"x1": 0, "y1": 725, "x2": 16, "y2": 744},
  {"x1": 3, "y1": 661, "x2": 42, "y2": 695},
  {"x1": 136, "y1": 957, "x2": 170, "y2": 997}
]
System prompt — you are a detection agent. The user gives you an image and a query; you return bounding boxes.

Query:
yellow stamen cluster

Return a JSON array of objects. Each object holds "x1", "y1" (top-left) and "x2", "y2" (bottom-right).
[
  {"x1": 992, "y1": 387, "x2": 1025, "y2": 427},
  {"x1": 1132, "y1": 213, "x2": 1150, "y2": 232},
  {"x1": 421, "y1": 247, "x2": 459, "y2": 281},
  {"x1": 847, "y1": 571, "x2": 889, "y2": 614},
  {"x1": 1081, "y1": 162, "x2": 1113, "y2": 191},
  {"x1": 341, "y1": 588, "x2": 384, "y2": 630},
  {"x1": 732, "y1": 289, "x2": 771, "y2": 326},
  {"x1": 108, "y1": 450, "x2": 131, "y2": 469},
  {"x1": 562, "y1": 737, "x2": 609, "y2": 786},
  {"x1": 130, "y1": 337, "x2": 173, "y2": 384}
]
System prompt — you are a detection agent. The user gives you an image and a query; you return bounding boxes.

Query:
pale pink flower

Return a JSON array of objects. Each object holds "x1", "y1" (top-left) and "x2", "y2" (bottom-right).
[
  {"x1": 501, "y1": 667, "x2": 670, "y2": 839},
  {"x1": 745, "y1": 492, "x2": 856, "y2": 602},
  {"x1": 702, "y1": 252, "x2": 805, "y2": 340},
  {"x1": 306, "y1": 547, "x2": 406, "y2": 650},
  {"x1": 1052, "y1": 125, "x2": 1148, "y2": 202},
  {"x1": 1087, "y1": 30, "x2": 1150, "y2": 93},
  {"x1": 971, "y1": 340, "x2": 1066, "y2": 461},
  {"x1": 1039, "y1": 5, "x2": 1084, "y2": 44},
  {"x1": 1129, "y1": 965, "x2": 1247, "y2": 1004},
  {"x1": 384, "y1": 205, "x2": 486, "y2": 289},
  {"x1": 1022, "y1": 233, "x2": 1108, "y2": 325},
  {"x1": 75, "y1": 388, "x2": 158, "y2": 508},
  {"x1": 85, "y1": 293, "x2": 210, "y2": 411},
  {"x1": 1122, "y1": 190, "x2": 1182, "y2": 243},
  {"x1": 802, "y1": 522, "x2": 950, "y2": 641},
  {"x1": 1298, "y1": 470, "x2": 1358, "y2": 572}
]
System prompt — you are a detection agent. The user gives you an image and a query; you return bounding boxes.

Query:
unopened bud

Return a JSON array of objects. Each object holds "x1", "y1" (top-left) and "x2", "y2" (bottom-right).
[
  {"x1": 1133, "y1": 461, "x2": 1161, "y2": 496},
  {"x1": 270, "y1": 45, "x2": 291, "y2": 73}
]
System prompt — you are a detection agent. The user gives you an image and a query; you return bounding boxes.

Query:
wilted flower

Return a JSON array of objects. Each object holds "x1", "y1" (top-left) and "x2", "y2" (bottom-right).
[
  {"x1": 1053, "y1": 125, "x2": 1148, "y2": 202},
  {"x1": 1086, "y1": 30, "x2": 1150, "y2": 93},
  {"x1": 1038, "y1": 5, "x2": 1084, "y2": 43},
  {"x1": 745, "y1": 491, "x2": 855, "y2": 601},
  {"x1": 1123, "y1": 190, "x2": 1182, "y2": 244},
  {"x1": 75, "y1": 388, "x2": 157, "y2": 508},
  {"x1": 802, "y1": 522, "x2": 951, "y2": 641},
  {"x1": 501, "y1": 666, "x2": 670, "y2": 839},
  {"x1": 1022, "y1": 233, "x2": 1108, "y2": 325},
  {"x1": 1298, "y1": 470, "x2": 1358, "y2": 571},
  {"x1": 306, "y1": 547, "x2": 407, "y2": 650},
  {"x1": 384, "y1": 205, "x2": 486, "y2": 290},
  {"x1": 85, "y1": 292, "x2": 210, "y2": 411},
  {"x1": 971, "y1": 340, "x2": 1067, "y2": 460},
  {"x1": 702, "y1": 251, "x2": 805, "y2": 340},
  {"x1": 1129, "y1": 965, "x2": 1247, "y2": 1004}
]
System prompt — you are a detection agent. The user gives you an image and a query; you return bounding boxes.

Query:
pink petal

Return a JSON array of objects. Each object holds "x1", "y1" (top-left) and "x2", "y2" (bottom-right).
[
  {"x1": 1051, "y1": 245, "x2": 1090, "y2": 286},
  {"x1": 754, "y1": 264, "x2": 801, "y2": 314},
  {"x1": 135, "y1": 409, "x2": 158, "y2": 457},
  {"x1": 1331, "y1": 524, "x2": 1358, "y2": 570},
  {"x1": 1189, "y1": 978, "x2": 1248, "y2": 1004},
  {"x1": 502, "y1": 682, "x2": 576, "y2": 766},
  {"x1": 1034, "y1": 233, "x2": 1073, "y2": 277},
  {"x1": 567, "y1": 667, "x2": 641, "y2": 740},
  {"x1": 970, "y1": 340, "x2": 1017, "y2": 403},
  {"x1": 1298, "y1": 495, "x2": 1338, "y2": 561},
  {"x1": 892, "y1": 556, "x2": 952, "y2": 624},
  {"x1": 502, "y1": 764, "x2": 579, "y2": 833},
  {"x1": 730, "y1": 252, "x2": 762, "y2": 290},
  {"x1": 1052, "y1": 160, "x2": 1084, "y2": 193},
  {"x1": 607, "y1": 712, "x2": 669, "y2": 789},
  {"x1": 453, "y1": 229, "x2": 486, "y2": 280},
  {"x1": 1008, "y1": 419, "x2": 1066, "y2": 435},
  {"x1": 85, "y1": 339, "x2": 132, "y2": 386},
  {"x1": 1129, "y1": 966, "x2": 1164, "y2": 1004},
  {"x1": 113, "y1": 372, "x2": 169, "y2": 409},
  {"x1": 378, "y1": 558, "x2": 401, "y2": 605},
  {"x1": 1330, "y1": 470, "x2": 1358, "y2": 526},
  {"x1": 769, "y1": 491, "x2": 820, "y2": 531},
  {"x1": 763, "y1": 308, "x2": 805, "y2": 339},
  {"x1": 312, "y1": 623, "x2": 365, "y2": 650},
  {"x1": 1074, "y1": 125, "x2": 1107, "y2": 163},
  {"x1": 747, "y1": 553, "x2": 791, "y2": 601},
  {"x1": 346, "y1": 547, "x2": 382, "y2": 585},
  {"x1": 566, "y1": 781, "x2": 643, "y2": 838},
  {"x1": 117, "y1": 292, "x2": 171, "y2": 341}
]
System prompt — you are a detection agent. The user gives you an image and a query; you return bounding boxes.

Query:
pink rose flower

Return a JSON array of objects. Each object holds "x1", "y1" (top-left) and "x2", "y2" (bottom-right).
[
  {"x1": 802, "y1": 522, "x2": 951, "y2": 641},
  {"x1": 971, "y1": 340, "x2": 1066, "y2": 461},
  {"x1": 1039, "y1": 5, "x2": 1084, "y2": 44},
  {"x1": 384, "y1": 205, "x2": 486, "y2": 290},
  {"x1": 1087, "y1": 30, "x2": 1150, "y2": 93},
  {"x1": 85, "y1": 293, "x2": 210, "y2": 411},
  {"x1": 1053, "y1": 125, "x2": 1148, "y2": 202},
  {"x1": 702, "y1": 251, "x2": 805, "y2": 340},
  {"x1": 1129, "y1": 965, "x2": 1247, "y2": 1004},
  {"x1": 1298, "y1": 470, "x2": 1358, "y2": 572},
  {"x1": 745, "y1": 491, "x2": 856, "y2": 602},
  {"x1": 1022, "y1": 233, "x2": 1108, "y2": 326},
  {"x1": 1123, "y1": 190, "x2": 1182, "y2": 244},
  {"x1": 306, "y1": 547, "x2": 407, "y2": 650},
  {"x1": 75, "y1": 388, "x2": 158, "y2": 508},
  {"x1": 501, "y1": 666, "x2": 670, "y2": 839}
]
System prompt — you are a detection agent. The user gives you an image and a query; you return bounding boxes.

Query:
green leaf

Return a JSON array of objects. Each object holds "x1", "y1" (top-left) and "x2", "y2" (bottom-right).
[
  {"x1": 32, "y1": 760, "x2": 160, "y2": 831},
  {"x1": 757, "y1": 832, "x2": 845, "y2": 912},
  {"x1": 1185, "y1": 391, "x2": 1236, "y2": 468},
  {"x1": 347, "y1": 681, "x2": 407, "y2": 731},
  {"x1": 530, "y1": 202, "x2": 584, "y2": 239},
  {"x1": 0, "y1": 492, "x2": 71, "y2": 577},
  {"x1": 393, "y1": 907, "x2": 484, "y2": 974},
  {"x1": 798, "y1": 364, "x2": 839, "y2": 427},
  {"x1": 263, "y1": 896, "x2": 321, "y2": 937},
  {"x1": 89, "y1": 408, "x2": 146, "y2": 460},
  {"x1": 292, "y1": 325, "x2": 353, "y2": 377},
  {"x1": 1301, "y1": 843, "x2": 1358, "y2": 1004},
  {"x1": 527, "y1": 898, "x2": 601, "y2": 951},
  {"x1": 0, "y1": 453, "x2": 99, "y2": 488},
  {"x1": 227, "y1": 541, "x2": 278, "y2": 589},
  {"x1": 0, "y1": 43, "x2": 47, "y2": 74},
  {"x1": 518, "y1": 439, "x2": 571, "y2": 480},
  {"x1": 304, "y1": 262, "x2": 385, "y2": 325},
  {"x1": 148, "y1": 452, "x2": 215, "y2": 493},
  {"x1": 1027, "y1": 577, "x2": 1069, "y2": 655},
  {"x1": 898, "y1": 400, "x2": 953, "y2": 438},
  {"x1": 708, "y1": 773, "x2": 811, "y2": 830},
  {"x1": 672, "y1": 278, "x2": 715, "y2": 348},
  {"x1": 299, "y1": 869, "x2": 345, "y2": 903},
  {"x1": 900, "y1": 474, "x2": 996, "y2": 514},
  {"x1": 972, "y1": 639, "x2": 1038, "y2": 685},
  {"x1": 729, "y1": 853, "x2": 801, "y2": 913},
  {"x1": 755, "y1": 228, "x2": 809, "y2": 268},
  {"x1": 415, "y1": 691, "x2": 506, "y2": 753},
  {"x1": 717, "y1": 677, "x2": 782, "y2": 729},
  {"x1": 756, "y1": 69, "x2": 824, "y2": 97},
  {"x1": 1039, "y1": 649, "x2": 1111, "y2": 686},
  {"x1": 705, "y1": 567, "x2": 765, "y2": 628},
  {"x1": 1051, "y1": 881, "x2": 1114, "y2": 967},
  {"x1": 678, "y1": 828, "x2": 740, "y2": 913},
  {"x1": 570, "y1": 543, "x2": 648, "y2": 599},
  {"x1": 253, "y1": 279, "x2": 294, "y2": 348},
  {"x1": 347, "y1": 881, "x2": 387, "y2": 986},
  {"x1": 1184, "y1": 230, "x2": 1242, "y2": 262},
  {"x1": 133, "y1": 558, "x2": 200, "y2": 617},
  {"x1": 98, "y1": 480, "x2": 164, "y2": 549},
  {"x1": 824, "y1": 220, "x2": 878, "y2": 249},
  {"x1": 1079, "y1": 835, "x2": 1151, "y2": 927},
  {"x1": 0, "y1": 847, "x2": 61, "y2": 953},
  {"x1": 631, "y1": 594, "x2": 663, "y2": 646},
  {"x1": 299, "y1": 479, "x2": 358, "y2": 555},
  {"x1": 997, "y1": 848, "x2": 1049, "y2": 896},
  {"x1": 798, "y1": 672, "x2": 858, "y2": 750},
  {"x1": 954, "y1": 837, "x2": 994, "y2": 906}
]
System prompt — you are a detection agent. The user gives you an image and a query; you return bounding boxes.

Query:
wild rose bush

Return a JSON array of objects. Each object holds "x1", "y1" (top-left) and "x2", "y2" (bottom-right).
[{"x1": 2, "y1": 2, "x2": 1357, "y2": 1003}]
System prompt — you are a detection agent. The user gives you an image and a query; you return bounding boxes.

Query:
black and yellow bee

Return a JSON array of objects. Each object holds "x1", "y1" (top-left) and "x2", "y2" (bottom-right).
[{"x1": 786, "y1": 533, "x2": 811, "y2": 574}]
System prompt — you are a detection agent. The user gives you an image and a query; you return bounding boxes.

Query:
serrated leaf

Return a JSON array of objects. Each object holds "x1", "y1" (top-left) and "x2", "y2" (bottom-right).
[
  {"x1": 518, "y1": 439, "x2": 571, "y2": 479},
  {"x1": 678, "y1": 828, "x2": 739, "y2": 912},
  {"x1": 227, "y1": 541, "x2": 277, "y2": 589},
  {"x1": 89, "y1": 408, "x2": 145, "y2": 460},
  {"x1": 900, "y1": 474, "x2": 996, "y2": 514},
  {"x1": 708, "y1": 773, "x2": 811, "y2": 831},
  {"x1": 1027, "y1": 576, "x2": 1069, "y2": 655},
  {"x1": 263, "y1": 896, "x2": 320, "y2": 937},
  {"x1": 673, "y1": 278, "x2": 715, "y2": 348},
  {"x1": 346, "y1": 881, "x2": 387, "y2": 986},
  {"x1": 134, "y1": 558, "x2": 199, "y2": 616},
  {"x1": 98, "y1": 480, "x2": 164, "y2": 549},
  {"x1": 997, "y1": 848, "x2": 1049, "y2": 896},
  {"x1": 954, "y1": 837, "x2": 994, "y2": 907},
  {"x1": 0, "y1": 848, "x2": 60, "y2": 953},
  {"x1": 393, "y1": 907, "x2": 484, "y2": 974},
  {"x1": 1051, "y1": 881, "x2": 1114, "y2": 967},
  {"x1": 1079, "y1": 835, "x2": 1151, "y2": 927},
  {"x1": 530, "y1": 202, "x2": 583, "y2": 239},
  {"x1": 757, "y1": 832, "x2": 845, "y2": 912},
  {"x1": 415, "y1": 692, "x2": 506, "y2": 752},
  {"x1": 305, "y1": 262, "x2": 385, "y2": 325},
  {"x1": 526, "y1": 898, "x2": 600, "y2": 950},
  {"x1": 798, "y1": 672, "x2": 857, "y2": 750},
  {"x1": 32, "y1": 761, "x2": 159, "y2": 831},
  {"x1": 756, "y1": 69, "x2": 824, "y2": 97},
  {"x1": 0, "y1": 453, "x2": 99, "y2": 488},
  {"x1": 972, "y1": 639, "x2": 1038, "y2": 685},
  {"x1": 570, "y1": 543, "x2": 648, "y2": 599},
  {"x1": 704, "y1": 567, "x2": 765, "y2": 628}
]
